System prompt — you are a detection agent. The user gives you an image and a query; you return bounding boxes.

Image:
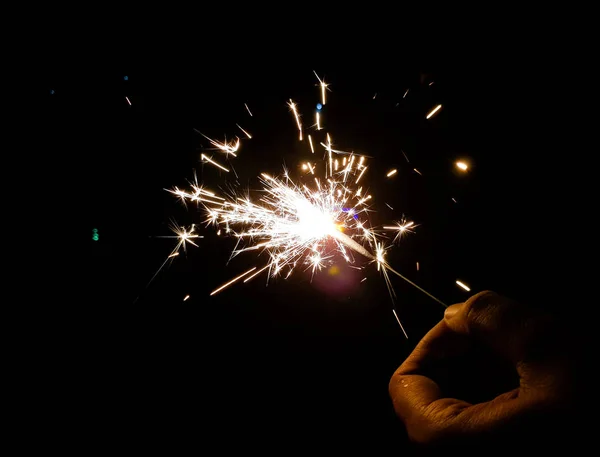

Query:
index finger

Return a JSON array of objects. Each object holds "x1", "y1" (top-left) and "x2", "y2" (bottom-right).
[{"x1": 389, "y1": 320, "x2": 472, "y2": 427}]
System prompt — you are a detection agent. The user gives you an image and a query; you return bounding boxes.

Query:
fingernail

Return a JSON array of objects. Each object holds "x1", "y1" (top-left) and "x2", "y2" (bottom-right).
[{"x1": 444, "y1": 303, "x2": 461, "y2": 320}]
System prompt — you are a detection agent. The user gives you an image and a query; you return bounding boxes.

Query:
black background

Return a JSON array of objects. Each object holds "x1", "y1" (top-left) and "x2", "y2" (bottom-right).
[{"x1": 36, "y1": 58, "x2": 579, "y2": 451}]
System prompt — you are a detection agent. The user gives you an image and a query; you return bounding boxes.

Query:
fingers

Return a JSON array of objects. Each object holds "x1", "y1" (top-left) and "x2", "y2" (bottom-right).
[
  {"x1": 390, "y1": 291, "x2": 574, "y2": 447},
  {"x1": 443, "y1": 291, "x2": 516, "y2": 335},
  {"x1": 389, "y1": 318, "x2": 538, "y2": 445},
  {"x1": 389, "y1": 320, "x2": 472, "y2": 440}
]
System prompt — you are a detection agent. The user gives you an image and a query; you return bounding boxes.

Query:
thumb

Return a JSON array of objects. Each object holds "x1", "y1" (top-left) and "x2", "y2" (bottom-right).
[{"x1": 444, "y1": 290, "x2": 552, "y2": 364}]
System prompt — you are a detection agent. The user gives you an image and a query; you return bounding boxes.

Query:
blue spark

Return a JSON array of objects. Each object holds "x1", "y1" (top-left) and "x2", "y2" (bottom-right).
[{"x1": 341, "y1": 207, "x2": 359, "y2": 220}]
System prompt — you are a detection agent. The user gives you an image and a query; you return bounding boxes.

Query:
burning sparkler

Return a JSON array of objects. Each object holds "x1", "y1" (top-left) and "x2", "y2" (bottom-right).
[{"x1": 162, "y1": 71, "x2": 449, "y2": 335}]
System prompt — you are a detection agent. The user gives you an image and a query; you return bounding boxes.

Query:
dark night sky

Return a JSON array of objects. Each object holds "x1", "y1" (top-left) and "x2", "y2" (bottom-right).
[{"x1": 37, "y1": 62, "x2": 577, "y2": 450}]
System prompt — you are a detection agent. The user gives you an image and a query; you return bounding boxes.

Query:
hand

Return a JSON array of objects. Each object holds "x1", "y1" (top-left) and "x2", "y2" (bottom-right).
[{"x1": 389, "y1": 291, "x2": 584, "y2": 450}]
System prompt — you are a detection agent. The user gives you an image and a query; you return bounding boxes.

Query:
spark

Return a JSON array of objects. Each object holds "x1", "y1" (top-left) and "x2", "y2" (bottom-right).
[
  {"x1": 426, "y1": 104, "x2": 442, "y2": 119},
  {"x1": 313, "y1": 71, "x2": 329, "y2": 105},
  {"x1": 326, "y1": 133, "x2": 333, "y2": 177},
  {"x1": 308, "y1": 134, "x2": 314, "y2": 153},
  {"x1": 125, "y1": 96, "x2": 132, "y2": 105},
  {"x1": 301, "y1": 162, "x2": 315, "y2": 174},
  {"x1": 156, "y1": 223, "x2": 202, "y2": 255},
  {"x1": 373, "y1": 93, "x2": 377, "y2": 99},
  {"x1": 319, "y1": 143, "x2": 353, "y2": 156},
  {"x1": 201, "y1": 153, "x2": 229, "y2": 172},
  {"x1": 383, "y1": 221, "x2": 415, "y2": 243},
  {"x1": 456, "y1": 161, "x2": 468, "y2": 171},
  {"x1": 170, "y1": 74, "x2": 450, "y2": 321},
  {"x1": 386, "y1": 169, "x2": 397, "y2": 177},
  {"x1": 401, "y1": 150, "x2": 409, "y2": 162},
  {"x1": 168, "y1": 183, "x2": 225, "y2": 207},
  {"x1": 243, "y1": 265, "x2": 270, "y2": 283},
  {"x1": 416, "y1": 261, "x2": 419, "y2": 271},
  {"x1": 383, "y1": 221, "x2": 414, "y2": 230},
  {"x1": 385, "y1": 203, "x2": 394, "y2": 210},
  {"x1": 187, "y1": 167, "x2": 446, "y2": 311},
  {"x1": 413, "y1": 168, "x2": 422, "y2": 176},
  {"x1": 236, "y1": 124, "x2": 252, "y2": 139},
  {"x1": 244, "y1": 103, "x2": 253, "y2": 116},
  {"x1": 288, "y1": 99, "x2": 303, "y2": 140},
  {"x1": 456, "y1": 280, "x2": 470, "y2": 292},
  {"x1": 210, "y1": 267, "x2": 257, "y2": 296},
  {"x1": 355, "y1": 166, "x2": 367, "y2": 184},
  {"x1": 197, "y1": 131, "x2": 240, "y2": 157},
  {"x1": 452, "y1": 197, "x2": 457, "y2": 203},
  {"x1": 403, "y1": 89, "x2": 409, "y2": 98},
  {"x1": 183, "y1": 295, "x2": 190, "y2": 301},
  {"x1": 361, "y1": 277, "x2": 367, "y2": 283},
  {"x1": 204, "y1": 171, "x2": 375, "y2": 279},
  {"x1": 134, "y1": 224, "x2": 203, "y2": 303},
  {"x1": 306, "y1": 250, "x2": 333, "y2": 280}
]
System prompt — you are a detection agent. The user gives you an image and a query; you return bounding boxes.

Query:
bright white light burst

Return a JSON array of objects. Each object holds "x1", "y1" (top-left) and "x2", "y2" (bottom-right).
[{"x1": 157, "y1": 71, "x2": 449, "y2": 333}]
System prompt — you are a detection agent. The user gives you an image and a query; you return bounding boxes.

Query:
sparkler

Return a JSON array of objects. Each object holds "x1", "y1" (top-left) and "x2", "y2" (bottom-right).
[{"x1": 163, "y1": 71, "x2": 449, "y2": 335}]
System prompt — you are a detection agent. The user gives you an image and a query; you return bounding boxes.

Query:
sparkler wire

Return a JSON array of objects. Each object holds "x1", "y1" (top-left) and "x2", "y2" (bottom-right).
[{"x1": 332, "y1": 230, "x2": 447, "y2": 307}]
